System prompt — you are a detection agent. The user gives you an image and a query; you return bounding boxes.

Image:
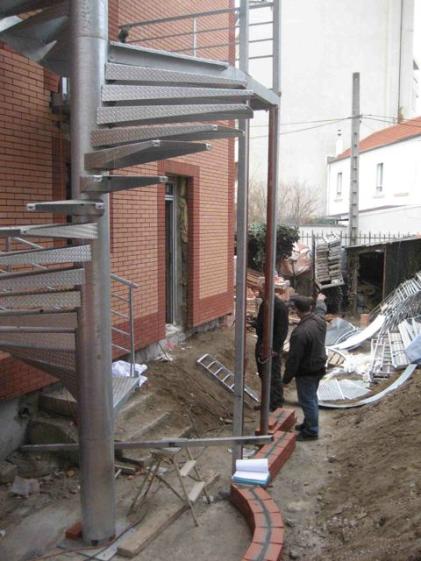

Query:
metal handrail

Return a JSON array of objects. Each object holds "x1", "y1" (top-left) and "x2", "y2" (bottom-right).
[
  {"x1": 2, "y1": 236, "x2": 139, "y2": 377},
  {"x1": 119, "y1": 2, "x2": 275, "y2": 62},
  {"x1": 119, "y1": 2, "x2": 274, "y2": 31}
]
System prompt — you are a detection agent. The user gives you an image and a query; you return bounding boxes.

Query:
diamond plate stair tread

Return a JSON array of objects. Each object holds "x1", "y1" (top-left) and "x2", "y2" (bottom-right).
[
  {"x1": 105, "y1": 62, "x2": 247, "y2": 88},
  {"x1": 0, "y1": 289, "x2": 81, "y2": 310},
  {"x1": 27, "y1": 199, "x2": 104, "y2": 216},
  {"x1": 40, "y1": 376, "x2": 140, "y2": 418},
  {"x1": 0, "y1": 310, "x2": 77, "y2": 328},
  {"x1": 109, "y1": 41, "x2": 228, "y2": 70},
  {"x1": 0, "y1": 3, "x2": 68, "y2": 61},
  {"x1": 0, "y1": 0, "x2": 64, "y2": 17},
  {"x1": 0, "y1": 244, "x2": 91, "y2": 266},
  {"x1": 0, "y1": 330, "x2": 75, "y2": 350},
  {"x1": 81, "y1": 175, "x2": 168, "y2": 193},
  {"x1": 85, "y1": 140, "x2": 211, "y2": 171},
  {"x1": 102, "y1": 85, "x2": 253, "y2": 104},
  {"x1": 41, "y1": 26, "x2": 70, "y2": 75},
  {"x1": 91, "y1": 124, "x2": 242, "y2": 148},
  {"x1": 97, "y1": 103, "x2": 252, "y2": 126},
  {"x1": 0, "y1": 222, "x2": 98, "y2": 240},
  {"x1": 0, "y1": 267, "x2": 85, "y2": 291}
]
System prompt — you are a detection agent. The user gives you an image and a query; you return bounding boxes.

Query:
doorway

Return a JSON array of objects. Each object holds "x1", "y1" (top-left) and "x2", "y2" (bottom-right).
[{"x1": 165, "y1": 178, "x2": 188, "y2": 327}]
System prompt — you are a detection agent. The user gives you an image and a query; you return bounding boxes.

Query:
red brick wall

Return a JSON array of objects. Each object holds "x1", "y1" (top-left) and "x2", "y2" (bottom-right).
[
  {"x1": 0, "y1": 0, "x2": 235, "y2": 399},
  {"x1": 0, "y1": 43, "x2": 63, "y2": 399}
]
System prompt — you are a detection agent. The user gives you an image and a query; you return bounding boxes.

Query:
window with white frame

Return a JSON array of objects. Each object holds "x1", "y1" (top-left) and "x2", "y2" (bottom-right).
[
  {"x1": 336, "y1": 172, "x2": 343, "y2": 197},
  {"x1": 376, "y1": 163, "x2": 384, "y2": 192}
]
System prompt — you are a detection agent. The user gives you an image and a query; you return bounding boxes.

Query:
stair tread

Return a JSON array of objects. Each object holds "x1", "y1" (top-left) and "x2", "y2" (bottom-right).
[
  {"x1": 91, "y1": 124, "x2": 242, "y2": 148},
  {"x1": 109, "y1": 41, "x2": 228, "y2": 69}
]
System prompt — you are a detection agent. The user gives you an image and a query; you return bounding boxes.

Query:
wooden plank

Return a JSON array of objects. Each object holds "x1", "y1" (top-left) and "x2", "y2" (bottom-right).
[{"x1": 117, "y1": 503, "x2": 188, "y2": 558}]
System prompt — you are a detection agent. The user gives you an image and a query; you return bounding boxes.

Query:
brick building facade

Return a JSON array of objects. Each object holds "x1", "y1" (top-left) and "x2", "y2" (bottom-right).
[{"x1": 0, "y1": 1, "x2": 235, "y2": 400}]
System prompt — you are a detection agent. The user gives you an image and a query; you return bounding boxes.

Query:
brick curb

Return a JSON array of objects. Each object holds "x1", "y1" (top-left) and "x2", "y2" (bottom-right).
[{"x1": 230, "y1": 408, "x2": 297, "y2": 561}]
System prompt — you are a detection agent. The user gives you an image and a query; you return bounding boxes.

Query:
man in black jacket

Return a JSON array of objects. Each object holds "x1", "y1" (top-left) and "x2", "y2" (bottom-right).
[
  {"x1": 283, "y1": 295, "x2": 327, "y2": 440},
  {"x1": 254, "y1": 281, "x2": 289, "y2": 411}
]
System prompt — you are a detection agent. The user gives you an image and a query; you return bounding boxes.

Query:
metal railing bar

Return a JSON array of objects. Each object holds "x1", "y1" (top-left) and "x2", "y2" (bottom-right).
[
  {"x1": 111, "y1": 272, "x2": 139, "y2": 289},
  {"x1": 112, "y1": 325, "x2": 130, "y2": 337},
  {"x1": 236, "y1": 54, "x2": 274, "y2": 60},
  {"x1": 120, "y1": 2, "x2": 274, "y2": 31},
  {"x1": 126, "y1": 20, "x2": 273, "y2": 44},
  {"x1": 111, "y1": 309, "x2": 129, "y2": 319},
  {"x1": 170, "y1": 36, "x2": 273, "y2": 53},
  {"x1": 111, "y1": 292, "x2": 129, "y2": 303},
  {"x1": 112, "y1": 342, "x2": 130, "y2": 353}
]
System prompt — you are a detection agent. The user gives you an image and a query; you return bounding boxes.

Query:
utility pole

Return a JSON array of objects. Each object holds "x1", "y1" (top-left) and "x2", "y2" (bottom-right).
[{"x1": 348, "y1": 72, "x2": 360, "y2": 314}]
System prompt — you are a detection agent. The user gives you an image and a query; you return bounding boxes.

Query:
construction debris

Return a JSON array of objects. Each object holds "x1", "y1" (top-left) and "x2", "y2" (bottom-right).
[
  {"x1": 314, "y1": 235, "x2": 344, "y2": 289},
  {"x1": 319, "y1": 271, "x2": 421, "y2": 405}
]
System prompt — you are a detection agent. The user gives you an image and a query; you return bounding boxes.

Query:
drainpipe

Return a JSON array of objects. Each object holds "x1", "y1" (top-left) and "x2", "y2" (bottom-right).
[{"x1": 70, "y1": 0, "x2": 116, "y2": 544}]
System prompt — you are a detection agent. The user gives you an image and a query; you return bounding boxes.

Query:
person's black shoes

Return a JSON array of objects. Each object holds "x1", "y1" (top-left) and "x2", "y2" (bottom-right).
[
  {"x1": 296, "y1": 431, "x2": 319, "y2": 441},
  {"x1": 295, "y1": 423, "x2": 305, "y2": 431}
]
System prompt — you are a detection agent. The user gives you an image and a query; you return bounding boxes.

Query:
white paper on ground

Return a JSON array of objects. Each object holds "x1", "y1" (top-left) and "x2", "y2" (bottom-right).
[
  {"x1": 235, "y1": 458, "x2": 269, "y2": 473},
  {"x1": 112, "y1": 360, "x2": 147, "y2": 377}
]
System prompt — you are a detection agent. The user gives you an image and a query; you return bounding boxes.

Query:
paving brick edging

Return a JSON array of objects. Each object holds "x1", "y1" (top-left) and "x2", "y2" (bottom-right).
[{"x1": 230, "y1": 408, "x2": 297, "y2": 561}]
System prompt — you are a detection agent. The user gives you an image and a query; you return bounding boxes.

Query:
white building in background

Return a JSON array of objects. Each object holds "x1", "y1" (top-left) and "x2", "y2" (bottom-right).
[
  {"x1": 326, "y1": 116, "x2": 421, "y2": 234},
  {"x1": 271, "y1": 0, "x2": 417, "y2": 212}
]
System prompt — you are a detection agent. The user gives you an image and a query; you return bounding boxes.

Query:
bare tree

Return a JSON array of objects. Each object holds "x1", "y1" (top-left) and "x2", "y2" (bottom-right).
[
  {"x1": 248, "y1": 177, "x2": 321, "y2": 225},
  {"x1": 278, "y1": 180, "x2": 321, "y2": 225},
  {"x1": 248, "y1": 175, "x2": 267, "y2": 224}
]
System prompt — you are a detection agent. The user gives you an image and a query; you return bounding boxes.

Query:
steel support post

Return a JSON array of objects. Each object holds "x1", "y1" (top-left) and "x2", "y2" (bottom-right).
[
  {"x1": 259, "y1": 0, "x2": 282, "y2": 435},
  {"x1": 232, "y1": 0, "x2": 250, "y2": 472},
  {"x1": 260, "y1": 108, "x2": 279, "y2": 434},
  {"x1": 70, "y1": 0, "x2": 116, "y2": 544}
]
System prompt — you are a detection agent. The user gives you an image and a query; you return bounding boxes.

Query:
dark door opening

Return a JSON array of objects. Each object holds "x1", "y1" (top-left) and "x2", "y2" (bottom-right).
[
  {"x1": 165, "y1": 178, "x2": 188, "y2": 327},
  {"x1": 357, "y1": 250, "x2": 385, "y2": 311}
]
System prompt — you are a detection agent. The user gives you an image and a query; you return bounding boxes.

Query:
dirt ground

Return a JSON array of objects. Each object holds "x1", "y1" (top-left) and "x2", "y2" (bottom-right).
[{"x1": 1, "y1": 324, "x2": 420, "y2": 561}]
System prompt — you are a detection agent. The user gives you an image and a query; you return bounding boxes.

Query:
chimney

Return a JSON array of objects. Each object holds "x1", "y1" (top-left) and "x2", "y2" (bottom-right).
[{"x1": 335, "y1": 129, "x2": 344, "y2": 156}]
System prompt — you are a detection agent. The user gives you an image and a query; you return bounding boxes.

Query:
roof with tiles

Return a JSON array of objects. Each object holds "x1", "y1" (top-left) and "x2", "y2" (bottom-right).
[{"x1": 334, "y1": 116, "x2": 421, "y2": 161}]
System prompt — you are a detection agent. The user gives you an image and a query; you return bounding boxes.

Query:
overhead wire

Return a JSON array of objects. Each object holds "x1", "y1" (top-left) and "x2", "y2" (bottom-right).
[{"x1": 249, "y1": 117, "x2": 350, "y2": 139}]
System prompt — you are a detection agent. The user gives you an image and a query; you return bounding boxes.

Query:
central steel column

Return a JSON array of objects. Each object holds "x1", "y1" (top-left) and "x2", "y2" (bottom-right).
[
  {"x1": 232, "y1": 0, "x2": 250, "y2": 470},
  {"x1": 70, "y1": 0, "x2": 116, "y2": 544}
]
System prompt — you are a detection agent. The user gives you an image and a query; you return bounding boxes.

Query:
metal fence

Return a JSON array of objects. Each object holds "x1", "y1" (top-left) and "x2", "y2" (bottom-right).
[{"x1": 299, "y1": 231, "x2": 415, "y2": 248}]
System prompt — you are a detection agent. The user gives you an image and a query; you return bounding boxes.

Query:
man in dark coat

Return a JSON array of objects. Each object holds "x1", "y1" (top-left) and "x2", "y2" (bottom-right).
[
  {"x1": 254, "y1": 281, "x2": 289, "y2": 412},
  {"x1": 283, "y1": 295, "x2": 327, "y2": 440}
]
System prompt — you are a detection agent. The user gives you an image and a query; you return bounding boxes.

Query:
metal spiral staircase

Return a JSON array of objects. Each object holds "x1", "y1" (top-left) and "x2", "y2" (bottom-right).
[
  {"x1": 0, "y1": 0, "x2": 258, "y2": 402},
  {"x1": 0, "y1": 0, "x2": 278, "y2": 544}
]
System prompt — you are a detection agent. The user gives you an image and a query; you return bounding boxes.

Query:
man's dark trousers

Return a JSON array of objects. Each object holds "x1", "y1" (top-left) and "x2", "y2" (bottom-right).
[
  {"x1": 255, "y1": 342, "x2": 284, "y2": 412},
  {"x1": 295, "y1": 372, "x2": 324, "y2": 436}
]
